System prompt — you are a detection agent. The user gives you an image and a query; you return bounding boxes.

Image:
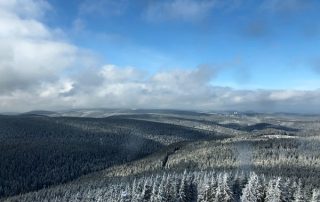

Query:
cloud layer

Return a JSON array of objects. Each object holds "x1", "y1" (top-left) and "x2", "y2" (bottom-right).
[{"x1": 0, "y1": 0, "x2": 319, "y2": 113}]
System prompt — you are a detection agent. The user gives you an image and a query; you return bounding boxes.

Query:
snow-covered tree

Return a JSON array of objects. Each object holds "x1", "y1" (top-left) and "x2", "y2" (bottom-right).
[
  {"x1": 311, "y1": 189, "x2": 320, "y2": 202},
  {"x1": 265, "y1": 177, "x2": 281, "y2": 202},
  {"x1": 197, "y1": 173, "x2": 211, "y2": 202},
  {"x1": 120, "y1": 184, "x2": 131, "y2": 202},
  {"x1": 150, "y1": 175, "x2": 160, "y2": 202},
  {"x1": 240, "y1": 172, "x2": 262, "y2": 202},
  {"x1": 281, "y1": 178, "x2": 292, "y2": 202},
  {"x1": 293, "y1": 180, "x2": 304, "y2": 202},
  {"x1": 214, "y1": 173, "x2": 233, "y2": 202},
  {"x1": 164, "y1": 173, "x2": 177, "y2": 201},
  {"x1": 157, "y1": 173, "x2": 168, "y2": 201},
  {"x1": 139, "y1": 177, "x2": 150, "y2": 201},
  {"x1": 177, "y1": 170, "x2": 188, "y2": 202},
  {"x1": 131, "y1": 178, "x2": 143, "y2": 202}
]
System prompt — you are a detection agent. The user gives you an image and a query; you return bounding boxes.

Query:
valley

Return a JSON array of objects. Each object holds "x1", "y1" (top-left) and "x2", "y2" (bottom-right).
[{"x1": 0, "y1": 109, "x2": 319, "y2": 201}]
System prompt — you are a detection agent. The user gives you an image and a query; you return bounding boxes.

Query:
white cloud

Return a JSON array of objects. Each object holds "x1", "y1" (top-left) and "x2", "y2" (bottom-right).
[
  {"x1": 39, "y1": 79, "x2": 74, "y2": 98},
  {"x1": 269, "y1": 91, "x2": 303, "y2": 101},
  {"x1": 0, "y1": 0, "x2": 87, "y2": 94},
  {"x1": 0, "y1": 0, "x2": 319, "y2": 113},
  {"x1": 100, "y1": 65, "x2": 146, "y2": 82},
  {"x1": 1, "y1": 59, "x2": 320, "y2": 113}
]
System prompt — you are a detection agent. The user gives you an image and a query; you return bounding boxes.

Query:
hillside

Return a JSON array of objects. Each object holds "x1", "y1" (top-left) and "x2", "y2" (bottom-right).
[
  {"x1": 0, "y1": 110, "x2": 319, "y2": 201},
  {"x1": 4, "y1": 132, "x2": 320, "y2": 201},
  {"x1": 0, "y1": 113, "x2": 223, "y2": 198}
]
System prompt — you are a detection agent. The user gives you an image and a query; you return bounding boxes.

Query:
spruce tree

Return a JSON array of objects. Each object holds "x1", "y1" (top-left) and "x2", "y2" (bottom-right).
[
  {"x1": 265, "y1": 177, "x2": 281, "y2": 202},
  {"x1": 178, "y1": 170, "x2": 188, "y2": 202},
  {"x1": 293, "y1": 180, "x2": 304, "y2": 202},
  {"x1": 281, "y1": 178, "x2": 292, "y2": 202},
  {"x1": 240, "y1": 172, "x2": 262, "y2": 202}
]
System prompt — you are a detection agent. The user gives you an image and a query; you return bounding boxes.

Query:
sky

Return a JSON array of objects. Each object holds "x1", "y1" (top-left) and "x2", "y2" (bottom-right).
[{"x1": 0, "y1": 0, "x2": 319, "y2": 113}]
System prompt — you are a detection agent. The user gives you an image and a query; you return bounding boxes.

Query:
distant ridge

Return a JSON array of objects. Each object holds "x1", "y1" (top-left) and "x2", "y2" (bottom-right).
[
  {"x1": 21, "y1": 110, "x2": 60, "y2": 116},
  {"x1": 17, "y1": 108, "x2": 320, "y2": 118},
  {"x1": 20, "y1": 108, "x2": 207, "y2": 118}
]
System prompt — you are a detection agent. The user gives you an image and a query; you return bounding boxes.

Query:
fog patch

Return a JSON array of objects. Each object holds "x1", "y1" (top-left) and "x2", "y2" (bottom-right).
[{"x1": 234, "y1": 141, "x2": 253, "y2": 171}]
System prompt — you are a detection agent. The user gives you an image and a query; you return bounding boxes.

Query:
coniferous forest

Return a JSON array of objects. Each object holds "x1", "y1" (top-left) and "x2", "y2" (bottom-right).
[{"x1": 1, "y1": 109, "x2": 320, "y2": 201}]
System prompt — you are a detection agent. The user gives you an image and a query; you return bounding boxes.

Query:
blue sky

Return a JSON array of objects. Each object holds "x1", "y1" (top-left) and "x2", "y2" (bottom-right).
[
  {"x1": 0, "y1": 0, "x2": 319, "y2": 112},
  {"x1": 45, "y1": 0, "x2": 320, "y2": 90}
]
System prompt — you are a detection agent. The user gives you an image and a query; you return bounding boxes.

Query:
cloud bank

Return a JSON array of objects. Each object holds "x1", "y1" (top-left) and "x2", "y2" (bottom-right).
[{"x1": 0, "y1": 0, "x2": 319, "y2": 113}]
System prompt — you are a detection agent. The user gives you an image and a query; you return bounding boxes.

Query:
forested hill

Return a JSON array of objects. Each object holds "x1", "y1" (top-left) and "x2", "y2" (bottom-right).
[
  {"x1": 5, "y1": 132, "x2": 320, "y2": 201},
  {"x1": 1, "y1": 111, "x2": 319, "y2": 201},
  {"x1": 0, "y1": 114, "x2": 224, "y2": 198}
]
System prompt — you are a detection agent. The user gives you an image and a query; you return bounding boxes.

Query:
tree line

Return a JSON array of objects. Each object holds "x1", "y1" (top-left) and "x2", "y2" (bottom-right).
[{"x1": 6, "y1": 170, "x2": 320, "y2": 202}]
